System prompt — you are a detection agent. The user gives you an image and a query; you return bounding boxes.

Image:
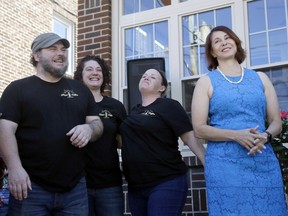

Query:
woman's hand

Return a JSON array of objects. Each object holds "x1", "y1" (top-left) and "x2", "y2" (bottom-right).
[
  {"x1": 247, "y1": 129, "x2": 268, "y2": 155},
  {"x1": 233, "y1": 126, "x2": 267, "y2": 154}
]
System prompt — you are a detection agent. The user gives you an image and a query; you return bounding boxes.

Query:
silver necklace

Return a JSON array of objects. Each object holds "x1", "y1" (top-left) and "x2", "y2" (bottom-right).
[{"x1": 217, "y1": 66, "x2": 244, "y2": 84}]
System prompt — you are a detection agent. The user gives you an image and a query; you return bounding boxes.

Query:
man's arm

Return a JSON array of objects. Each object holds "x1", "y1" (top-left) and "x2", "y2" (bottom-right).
[
  {"x1": 86, "y1": 116, "x2": 103, "y2": 141},
  {"x1": 66, "y1": 116, "x2": 103, "y2": 148},
  {"x1": 0, "y1": 119, "x2": 31, "y2": 200}
]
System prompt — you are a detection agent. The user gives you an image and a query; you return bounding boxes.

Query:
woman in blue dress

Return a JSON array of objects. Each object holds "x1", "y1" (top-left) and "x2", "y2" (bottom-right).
[{"x1": 192, "y1": 26, "x2": 287, "y2": 216}]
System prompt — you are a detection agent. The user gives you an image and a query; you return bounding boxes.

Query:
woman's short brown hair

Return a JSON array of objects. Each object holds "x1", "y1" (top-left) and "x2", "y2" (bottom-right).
[{"x1": 205, "y1": 26, "x2": 246, "y2": 71}]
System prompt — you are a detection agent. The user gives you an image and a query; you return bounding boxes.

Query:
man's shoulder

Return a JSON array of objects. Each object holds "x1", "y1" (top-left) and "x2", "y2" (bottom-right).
[
  {"x1": 12, "y1": 75, "x2": 35, "y2": 83},
  {"x1": 6, "y1": 76, "x2": 35, "y2": 89}
]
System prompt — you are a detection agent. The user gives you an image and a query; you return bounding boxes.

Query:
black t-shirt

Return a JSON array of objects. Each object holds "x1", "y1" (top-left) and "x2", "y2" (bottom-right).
[
  {"x1": 0, "y1": 76, "x2": 98, "y2": 192},
  {"x1": 120, "y1": 98, "x2": 192, "y2": 189},
  {"x1": 85, "y1": 96, "x2": 126, "y2": 189}
]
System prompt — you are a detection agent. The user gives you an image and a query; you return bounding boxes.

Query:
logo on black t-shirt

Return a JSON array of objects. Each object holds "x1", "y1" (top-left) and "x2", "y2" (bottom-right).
[
  {"x1": 99, "y1": 110, "x2": 113, "y2": 118},
  {"x1": 141, "y1": 110, "x2": 155, "y2": 116},
  {"x1": 61, "y1": 90, "x2": 78, "y2": 98}
]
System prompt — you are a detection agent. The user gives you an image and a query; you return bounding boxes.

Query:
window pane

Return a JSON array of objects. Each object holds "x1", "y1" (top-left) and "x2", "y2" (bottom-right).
[
  {"x1": 124, "y1": 0, "x2": 139, "y2": 15},
  {"x1": 125, "y1": 28, "x2": 135, "y2": 57},
  {"x1": 141, "y1": 0, "x2": 153, "y2": 12},
  {"x1": 155, "y1": 22, "x2": 168, "y2": 50},
  {"x1": 183, "y1": 46, "x2": 198, "y2": 76},
  {"x1": 123, "y1": 0, "x2": 170, "y2": 15},
  {"x1": 199, "y1": 11, "x2": 213, "y2": 33},
  {"x1": 182, "y1": 15, "x2": 192, "y2": 46},
  {"x1": 52, "y1": 14, "x2": 74, "y2": 75},
  {"x1": 200, "y1": 46, "x2": 209, "y2": 74},
  {"x1": 247, "y1": 0, "x2": 288, "y2": 66},
  {"x1": 265, "y1": 66, "x2": 288, "y2": 111},
  {"x1": 138, "y1": 25, "x2": 153, "y2": 54},
  {"x1": 249, "y1": 33, "x2": 268, "y2": 66},
  {"x1": 53, "y1": 21, "x2": 67, "y2": 38},
  {"x1": 124, "y1": 21, "x2": 169, "y2": 83},
  {"x1": 216, "y1": 7, "x2": 232, "y2": 27},
  {"x1": 182, "y1": 79, "x2": 199, "y2": 116},
  {"x1": 247, "y1": 0, "x2": 265, "y2": 33},
  {"x1": 269, "y1": 29, "x2": 288, "y2": 63},
  {"x1": 267, "y1": 0, "x2": 286, "y2": 29}
]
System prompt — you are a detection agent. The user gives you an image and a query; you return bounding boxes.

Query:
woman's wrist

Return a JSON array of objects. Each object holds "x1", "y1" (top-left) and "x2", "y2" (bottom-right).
[{"x1": 264, "y1": 130, "x2": 272, "y2": 143}]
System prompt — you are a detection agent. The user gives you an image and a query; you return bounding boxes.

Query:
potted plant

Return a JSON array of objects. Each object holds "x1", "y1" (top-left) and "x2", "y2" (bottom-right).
[{"x1": 271, "y1": 111, "x2": 288, "y2": 198}]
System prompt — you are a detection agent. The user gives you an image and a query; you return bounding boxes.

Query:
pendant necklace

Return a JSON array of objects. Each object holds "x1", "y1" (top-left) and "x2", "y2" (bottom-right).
[{"x1": 217, "y1": 66, "x2": 244, "y2": 84}]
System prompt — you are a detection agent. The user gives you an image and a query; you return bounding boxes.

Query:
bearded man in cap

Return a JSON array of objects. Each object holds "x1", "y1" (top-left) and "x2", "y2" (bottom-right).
[{"x1": 0, "y1": 33, "x2": 103, "y2": 215}]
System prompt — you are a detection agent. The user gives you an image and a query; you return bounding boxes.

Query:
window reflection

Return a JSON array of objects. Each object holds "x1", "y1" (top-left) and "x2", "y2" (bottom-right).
[
  {"x1": 182, "y1": 79, "x2": 198, "y2": 115},
  {"x1": 264, "y1": 66, "x2": 288, "y2": 111},
  {"x1": 247, "y1": 0, "x2": 288, "y2": 66},
  {"x1": 267, "y1": 0, "x2": 286, "y2": 29},
  {"x1": 250, "y1": 33, "x2": 268, "y2": 66},
  {"x1": 124, "y1": 21, "x2": 169, "y2": 85},
  {"x1": 182, "y1": 7, "x2": 232, "y2": 77},
  {"x1": 247, "y1": 0, "x2": 288, "y2": 113},
  {"x1": 123, "y1": 0, "x2": 171, "y2": 15},
  {"x1": 269, "y1": 30, "x2": 288, "y2": 63},
  {"x1": 247, "y1": 0, "x2": 265, "y2": 33}
]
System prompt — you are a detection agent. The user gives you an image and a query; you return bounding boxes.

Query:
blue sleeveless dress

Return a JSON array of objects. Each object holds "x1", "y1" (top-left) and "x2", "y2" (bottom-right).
[{"x1": 206, "y1": 68, "x2": 288, "y2": 216}]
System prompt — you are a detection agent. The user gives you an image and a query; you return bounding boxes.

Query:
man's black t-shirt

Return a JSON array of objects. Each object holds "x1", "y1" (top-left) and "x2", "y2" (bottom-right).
[{"x1": 0, "y1": 76, "x2": 98, "y2": 192}]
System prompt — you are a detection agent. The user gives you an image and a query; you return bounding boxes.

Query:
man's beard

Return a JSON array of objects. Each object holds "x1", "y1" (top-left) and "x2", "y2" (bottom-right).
[{"x1": 39, "y1": 55, "x2": 68, "y2": 78}]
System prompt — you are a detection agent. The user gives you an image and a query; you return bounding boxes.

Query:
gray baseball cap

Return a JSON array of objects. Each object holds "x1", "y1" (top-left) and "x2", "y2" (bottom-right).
[{"x1": 31, "y1": 32, "x2": 70, "y2": 53}]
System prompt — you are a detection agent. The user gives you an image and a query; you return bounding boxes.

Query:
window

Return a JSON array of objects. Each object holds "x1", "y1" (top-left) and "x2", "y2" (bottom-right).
[
  {"x1": 125, "y1": 21, "x2": 169, "y2": 81},
  {"x1": 123, "y1": 0, "x2": 171, "y2": 15},
  {"x1": 264, "y1": 66, "x2": 288, "y2": 111},
  {"x1": 123, "y1": 21, "x2": 169, "y2": 110},
  {"x1": 247, "y1": 0, "x2": 288, "y2": 66},
  {"x1": 53, "y1": 13, "x2": 75, "y2": 75},
  {"x1": 247, "y1": 0, "x2": 288, "y2": 111},
  {"x1": 181, "y1": 7, "x2": 232, "y2": 114}
]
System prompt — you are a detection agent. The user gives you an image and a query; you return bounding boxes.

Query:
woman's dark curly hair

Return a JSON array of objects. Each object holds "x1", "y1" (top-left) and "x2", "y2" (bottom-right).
[
  {"x1": 205, "y1": 26, "x2": 246, "y2": 71},
  {"x1": 74, "y1": 55, "x2": 111, "y2": 93}
]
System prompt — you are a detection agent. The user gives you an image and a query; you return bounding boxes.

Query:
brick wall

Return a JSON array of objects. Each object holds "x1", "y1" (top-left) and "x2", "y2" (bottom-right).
[
  {"x1": 77, "y1": 0, "x2": 111, "y2": 60},
  {"x1": 77, "y1": 0, "x2": 112, "y2": 94},
  {"x1": 183, "y1": 156, "x2": 208, "y2": 216},
  {"x1": 0, "y1": 0, "x2": 77, "y2": 95}
]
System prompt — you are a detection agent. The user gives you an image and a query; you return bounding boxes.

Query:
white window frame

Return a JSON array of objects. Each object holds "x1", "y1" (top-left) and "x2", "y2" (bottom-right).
[{"x1": 53, "y1": 12, "x2": 75, "y2": 75}]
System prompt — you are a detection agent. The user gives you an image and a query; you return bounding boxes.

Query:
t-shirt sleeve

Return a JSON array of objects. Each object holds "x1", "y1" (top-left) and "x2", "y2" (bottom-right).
[
  {"x1": 112, "y1": 98, "x2": 127, "y2": 130},
  {"x1": 118, "y1": 103, "x2": 127, "y2": 121},
  {"x1": 0, "y1": 81, "x2": 21, "y2": 123},
  {"x1": 158, "y1": 98, "x2": 192, "y2": 136}
]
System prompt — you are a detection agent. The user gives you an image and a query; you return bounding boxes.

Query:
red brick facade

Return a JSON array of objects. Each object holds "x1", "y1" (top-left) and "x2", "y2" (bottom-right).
[
  {"x1": 77, "y1": 0, "x2": 112, "y2": 60},
  {"x1": 77, "y1": 0, "x2": 112, "y2": 94}
]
